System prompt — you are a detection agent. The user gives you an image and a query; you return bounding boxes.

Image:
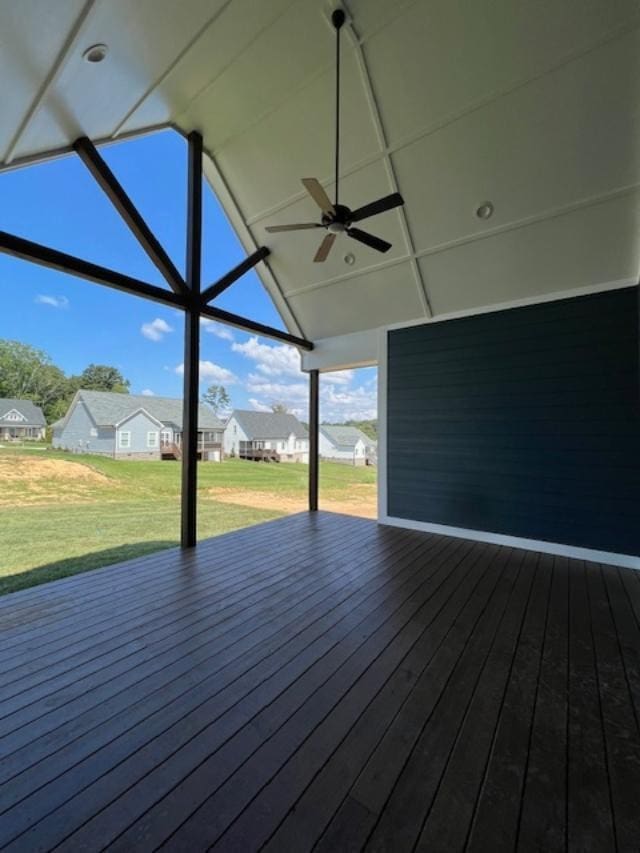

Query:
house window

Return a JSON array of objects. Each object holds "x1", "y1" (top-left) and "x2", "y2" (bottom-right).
[
  {"x1": 119, "y1": 431, "x2": 131, "y2": 449},
  {"x1": 147, "y1": 431, "x2": 159, "y2": 448},
  {"x1": 161, "y1": 430, "x2": 171, "y2": 445},
  {"x1": 4, "y1": 410, "x2": 24, "y2": 421}
]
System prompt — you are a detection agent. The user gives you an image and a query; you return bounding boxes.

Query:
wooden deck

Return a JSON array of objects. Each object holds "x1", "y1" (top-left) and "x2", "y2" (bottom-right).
[{"x1": 0, "y1": 511, "x2": 639, "y2": 852}]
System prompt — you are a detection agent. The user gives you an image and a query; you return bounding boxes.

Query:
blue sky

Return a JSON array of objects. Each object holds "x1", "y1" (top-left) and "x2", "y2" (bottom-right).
[{"x1": 0, "y1": 129, "x2": 376, "y2": 421}]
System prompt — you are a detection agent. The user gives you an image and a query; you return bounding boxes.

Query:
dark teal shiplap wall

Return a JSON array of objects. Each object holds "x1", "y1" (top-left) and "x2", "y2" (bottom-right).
[{"x1": 386, "y1": 286, "x2": 640, "y2": 556}]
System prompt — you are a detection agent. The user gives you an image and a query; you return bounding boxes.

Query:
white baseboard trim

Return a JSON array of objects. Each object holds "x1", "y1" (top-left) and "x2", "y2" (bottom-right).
[{"x1": 379, "y1": 515, "x2": 640, "y2": 571}]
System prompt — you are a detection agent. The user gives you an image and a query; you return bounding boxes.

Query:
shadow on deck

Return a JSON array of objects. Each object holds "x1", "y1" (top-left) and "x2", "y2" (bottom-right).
[{"x1": 0, "y1": 511, "x2": 638, "y2": 851}]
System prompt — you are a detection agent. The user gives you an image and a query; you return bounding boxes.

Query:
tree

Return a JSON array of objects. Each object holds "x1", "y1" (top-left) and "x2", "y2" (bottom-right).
[
  {"x1": 0, "y1": 339, "x2": 68, "y2": 421},
  {"x1": 271, "y1": 402, "x2": 289, "y2": 414},
  {"x1": 202, "y1": 384, "x2": 230, "y2": 416},
  {"x1": 71, "y1": 364, "x2": 130, "y2": 393}
]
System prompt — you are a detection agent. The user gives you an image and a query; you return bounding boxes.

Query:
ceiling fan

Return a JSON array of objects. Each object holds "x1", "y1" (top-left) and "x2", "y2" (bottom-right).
[{"x1": 265, "y1": 8, "x2": 405, "y2": 262}]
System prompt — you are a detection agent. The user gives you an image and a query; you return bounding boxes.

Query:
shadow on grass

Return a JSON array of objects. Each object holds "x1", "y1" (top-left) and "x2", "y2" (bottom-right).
[{"x1": 0, "y1": 540, "x2": 177, "y2": 598}]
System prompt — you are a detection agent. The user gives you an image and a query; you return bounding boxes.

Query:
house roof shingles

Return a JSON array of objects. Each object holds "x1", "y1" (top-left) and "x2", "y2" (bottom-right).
[
  {"x1": 71, "y1": 391, "x2": 224, "y2": 430},
  {"x1": 230, "y1": 410, "x2": 308, "y2": 440},
  {"x1": 0, "y1": 398, "x2": 46, "y2": 426},
  {"x1": 320, "y1": 424, "x2": 376, "y2": 450}
]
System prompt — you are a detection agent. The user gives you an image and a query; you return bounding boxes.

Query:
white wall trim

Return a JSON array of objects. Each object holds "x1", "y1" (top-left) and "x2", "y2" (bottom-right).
[
  {"x1": 377, "y1": 284, "x2": 640, "y2": 571},
  {"x1": 379, "y1": 515, "x2": 640, "y2": 571},
  {"x1": 385, "y1": 278, "x2": 638, "y2": 332}
]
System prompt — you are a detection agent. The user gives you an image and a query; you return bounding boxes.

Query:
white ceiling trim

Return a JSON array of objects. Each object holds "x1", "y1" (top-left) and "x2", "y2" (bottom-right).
[
  {"x1": 243, "y1": 14, "x2": 640, "y2": 231},
  {"x1": 200, "y1": 140, "x2": 307, "y2": 339},
  {"x1": 343, "y1": 5, "x2": 431, "y2": 317},
  {"x1": 285, "y1": 252, "x2": 413, "y2": 298},
  {"x1": 273, "y1": 183, "x2": 640, "y2": 302},
  {"x1": 111, "y1": 0, "x2": 235, "y2": 139},
  {"x1": 2, "y1": 0, "x2": 97, "y2": 165},
  {"x1": 384, "y1": 278, "x2": 639, "y2": 332},
  {"x1": 211, "y1": 11, "x2": 640, "y2": 169},
  {"x1": 412, "y1": 182, "x2": 640, "y2": 263},
  {"x1": 378, "y1": 13, "x2": 640, "y2": 161},
  {"x1": 171, "y1": 0, "x2": 300, "y2": 136}
]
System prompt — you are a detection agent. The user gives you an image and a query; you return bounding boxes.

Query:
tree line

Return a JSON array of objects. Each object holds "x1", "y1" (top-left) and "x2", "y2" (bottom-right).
[{"x1": 0, "y1": 339, "x2": 130, "y2": 422}]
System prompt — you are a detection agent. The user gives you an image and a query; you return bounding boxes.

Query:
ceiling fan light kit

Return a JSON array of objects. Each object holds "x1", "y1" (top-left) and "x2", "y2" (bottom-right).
[{"x1": 265, "y1": 6, "x2": 405, "y2": 262}]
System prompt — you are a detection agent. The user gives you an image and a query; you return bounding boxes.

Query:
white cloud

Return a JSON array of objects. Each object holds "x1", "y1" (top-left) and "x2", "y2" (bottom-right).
[
  {"x1": 141, "y1": 318, "x2": 173, "y2": 342},
  {"x1": 35, "y1": 294, "x2": 69, "y2": 309},
  {"x1": 174, "y1": 360, "x2": 237, "y2": 384},
  {"x1": 243, "y1": 371, "x2": 377, "y2": 423},
  {"x1": 232, "y1": 336, "x2": 302, "y2": 377},
  {"x1": 201, "y1": 318, "x2": 234, "y2": 341},
  {"x1": 248, "y1": 398, "x2": 272, "y2": 413},
  {"x1": 141, "y1": 389, "x2": 155, "y2": 396},
  {"x1": 322, "y1": 369, "x2": 354, "y2": 386}
]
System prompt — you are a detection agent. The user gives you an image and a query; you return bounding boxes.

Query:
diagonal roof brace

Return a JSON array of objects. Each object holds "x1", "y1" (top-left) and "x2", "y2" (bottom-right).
[
  {"x1": 200, "y1": 246, "x2": 270, "y2": 304},
  {"x1": 73, "y1": 136, "x2": 188, "y2": 297}
]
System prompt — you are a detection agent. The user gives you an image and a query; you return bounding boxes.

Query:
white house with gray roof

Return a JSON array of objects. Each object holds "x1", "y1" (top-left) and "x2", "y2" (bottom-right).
[
  {"x1": 52, "y1": 390, "x2": 224, "y2": 461},
  {"x1": 224, "y1": 410, "x2": 308, "y2": 463},
  {"x1": 0, "y1": 399, "x2": 46, "y2": 441},
  {"x1": 319, "y1": 425, "x2": 377, "y2": 466}
]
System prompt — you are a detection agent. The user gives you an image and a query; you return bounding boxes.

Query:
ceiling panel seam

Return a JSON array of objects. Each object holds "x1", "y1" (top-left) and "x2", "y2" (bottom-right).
[
  {"x1": 244, "y1": 149, "x2": 386, "y2": 225},
  {"x1": 370, "y1": 15, "x2": 640, "y2": 161},
  {"x1": 244, "y1": 17, "x2": 640, "y2": 230},
  {"x1": 111, "y1": 0, "x2": 235, "y2": 139},
  {"x1": 199, "y1": 140, "x2": 308, "y2": 341},
  {"x1": 280, "y1": 182, "x2": 640, "y2": 299},
  {"x1": 411, "y1": 183, "x2": 640, "y2": 262},
  {"x1": 171, "y1": 0, "x2": 301, "y2": 136},
  {"x1": 343, "y1": 3, "x2": 432, "y2": 318},
  {"x1": 284, "y1": 253, "x2": 413, "y2": 297},
  {"x1": 0, "y1": 124, "x2": 172, "y2": 176},
  {"x1": 2, "y1": 0, "x2": 98, "y2": 165}
]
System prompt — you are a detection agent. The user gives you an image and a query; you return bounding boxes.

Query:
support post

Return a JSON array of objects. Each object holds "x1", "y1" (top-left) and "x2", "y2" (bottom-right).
[
  {"x1": 309, "y1": 369, "x2": 319, "y2": 512},
  {"x1": 181, "y1": 131, "x2": 203, "y2": 548}
]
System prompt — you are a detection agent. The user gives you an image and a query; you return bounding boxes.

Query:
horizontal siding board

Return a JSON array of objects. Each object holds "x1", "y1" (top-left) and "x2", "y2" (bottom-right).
[{"x1": 387, "y1": 286, "x2": 640, "y2": 555}]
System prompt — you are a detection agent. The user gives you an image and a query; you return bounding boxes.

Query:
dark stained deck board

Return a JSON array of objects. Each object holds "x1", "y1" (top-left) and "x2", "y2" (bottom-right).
[
  {"x1": 259, "y1": 542, "x2": 502, "y2": 853},
  {"x1": 0, "y1": 520, "x2": 408, "y2": 791},
  {"x1": 587, "y1": 562, "x2": 640, "y2": 851},
  {"x1": 565, "y1": 561, "x2": 616, "y2": 851},
  {"x1": 464, "y1": 553, "x2": 553, "y2": 852},
  {"x1": 43, "y1": 534, "x2": 466, "y2": 851},
  {"x1": 0, "y1": 521, "x2": 436, "y2": 838},
  {"x1": 0, "y1": 515, "x2": 370, "y2": 702},
  {"x1": 0, "y1": 512, "x2": 638, "y2": 852}
]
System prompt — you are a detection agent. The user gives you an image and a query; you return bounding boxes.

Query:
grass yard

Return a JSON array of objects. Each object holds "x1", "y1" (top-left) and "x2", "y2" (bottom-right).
[{"x1": 0, "y1": 446, "x2": 376, "y2": 596}]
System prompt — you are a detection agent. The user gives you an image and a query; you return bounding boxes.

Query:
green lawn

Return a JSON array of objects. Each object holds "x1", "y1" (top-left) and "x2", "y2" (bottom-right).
[{"x1": 0, "y1": 447, "x2": 376, "y2": 596}]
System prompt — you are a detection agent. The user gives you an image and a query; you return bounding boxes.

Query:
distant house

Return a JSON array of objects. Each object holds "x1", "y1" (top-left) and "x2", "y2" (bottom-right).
[
  {"x1": 52, "y1": 390, "x2": 224, "y2": 461},
  {"x1": 224, "y1": 410, "x2": 309, "y2": 463},
  {"x1": 0, "y1": 399, "x2": 46, "y2": 441},
  {"x1": 319, "y1": 424, "x2": 377, "y2": 466}
]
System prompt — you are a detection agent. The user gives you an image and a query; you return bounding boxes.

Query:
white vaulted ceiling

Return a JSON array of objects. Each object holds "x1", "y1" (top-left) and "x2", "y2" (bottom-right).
[{"x1": 1, "y1": 0, "x2": 639, "y2": 342}]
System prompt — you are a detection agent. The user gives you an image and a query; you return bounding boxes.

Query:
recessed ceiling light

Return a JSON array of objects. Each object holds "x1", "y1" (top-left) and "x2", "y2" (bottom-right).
[
  {"x1": 476, "y1": 201, "x2": 494, "y2": 220},
  {"x1": 344, "y1": 253, "x2": 356, "y2": 266},
  {"x1": 83, "y1": 44, "x2": 108, "y2": 63}
]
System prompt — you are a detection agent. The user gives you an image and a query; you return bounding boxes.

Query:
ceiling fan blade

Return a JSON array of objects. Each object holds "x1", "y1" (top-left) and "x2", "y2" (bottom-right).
[
  {"x1": 302, "y1": 178, "x2": 335, "y2": 216},
  {"x1": 265, "y1": 223, "x2": 322, "y2": 232},
  {"x1": 347, "y1": 227, "x2": 392, "y2": 254},
  {"x1": 313, "y1": 232, "x2": 336, "y2": 263},
  {"x1": 349, "y1": 192, "x2": 404, "y2": 223}
]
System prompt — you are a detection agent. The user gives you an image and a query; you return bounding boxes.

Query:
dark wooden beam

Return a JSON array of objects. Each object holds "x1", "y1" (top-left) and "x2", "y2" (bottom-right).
[
  {"x1": 200, "y1": 304, "x2": 313, "y2": 351},
  {"x1": 181, "y1": 132, "x2": 203, "y2": 549},
  {"x1": 74, "y1": 137, "x2": 187, "y2": 297},
  {"x1": 0, "y1": 230, "x2": 185, "y2": 309},
  {"x1": 309, "y1": 369, "x2": 319, "y2": 511},
  {"x1": 200, "y1": 246, "x2": 270, "y2": 304}
]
